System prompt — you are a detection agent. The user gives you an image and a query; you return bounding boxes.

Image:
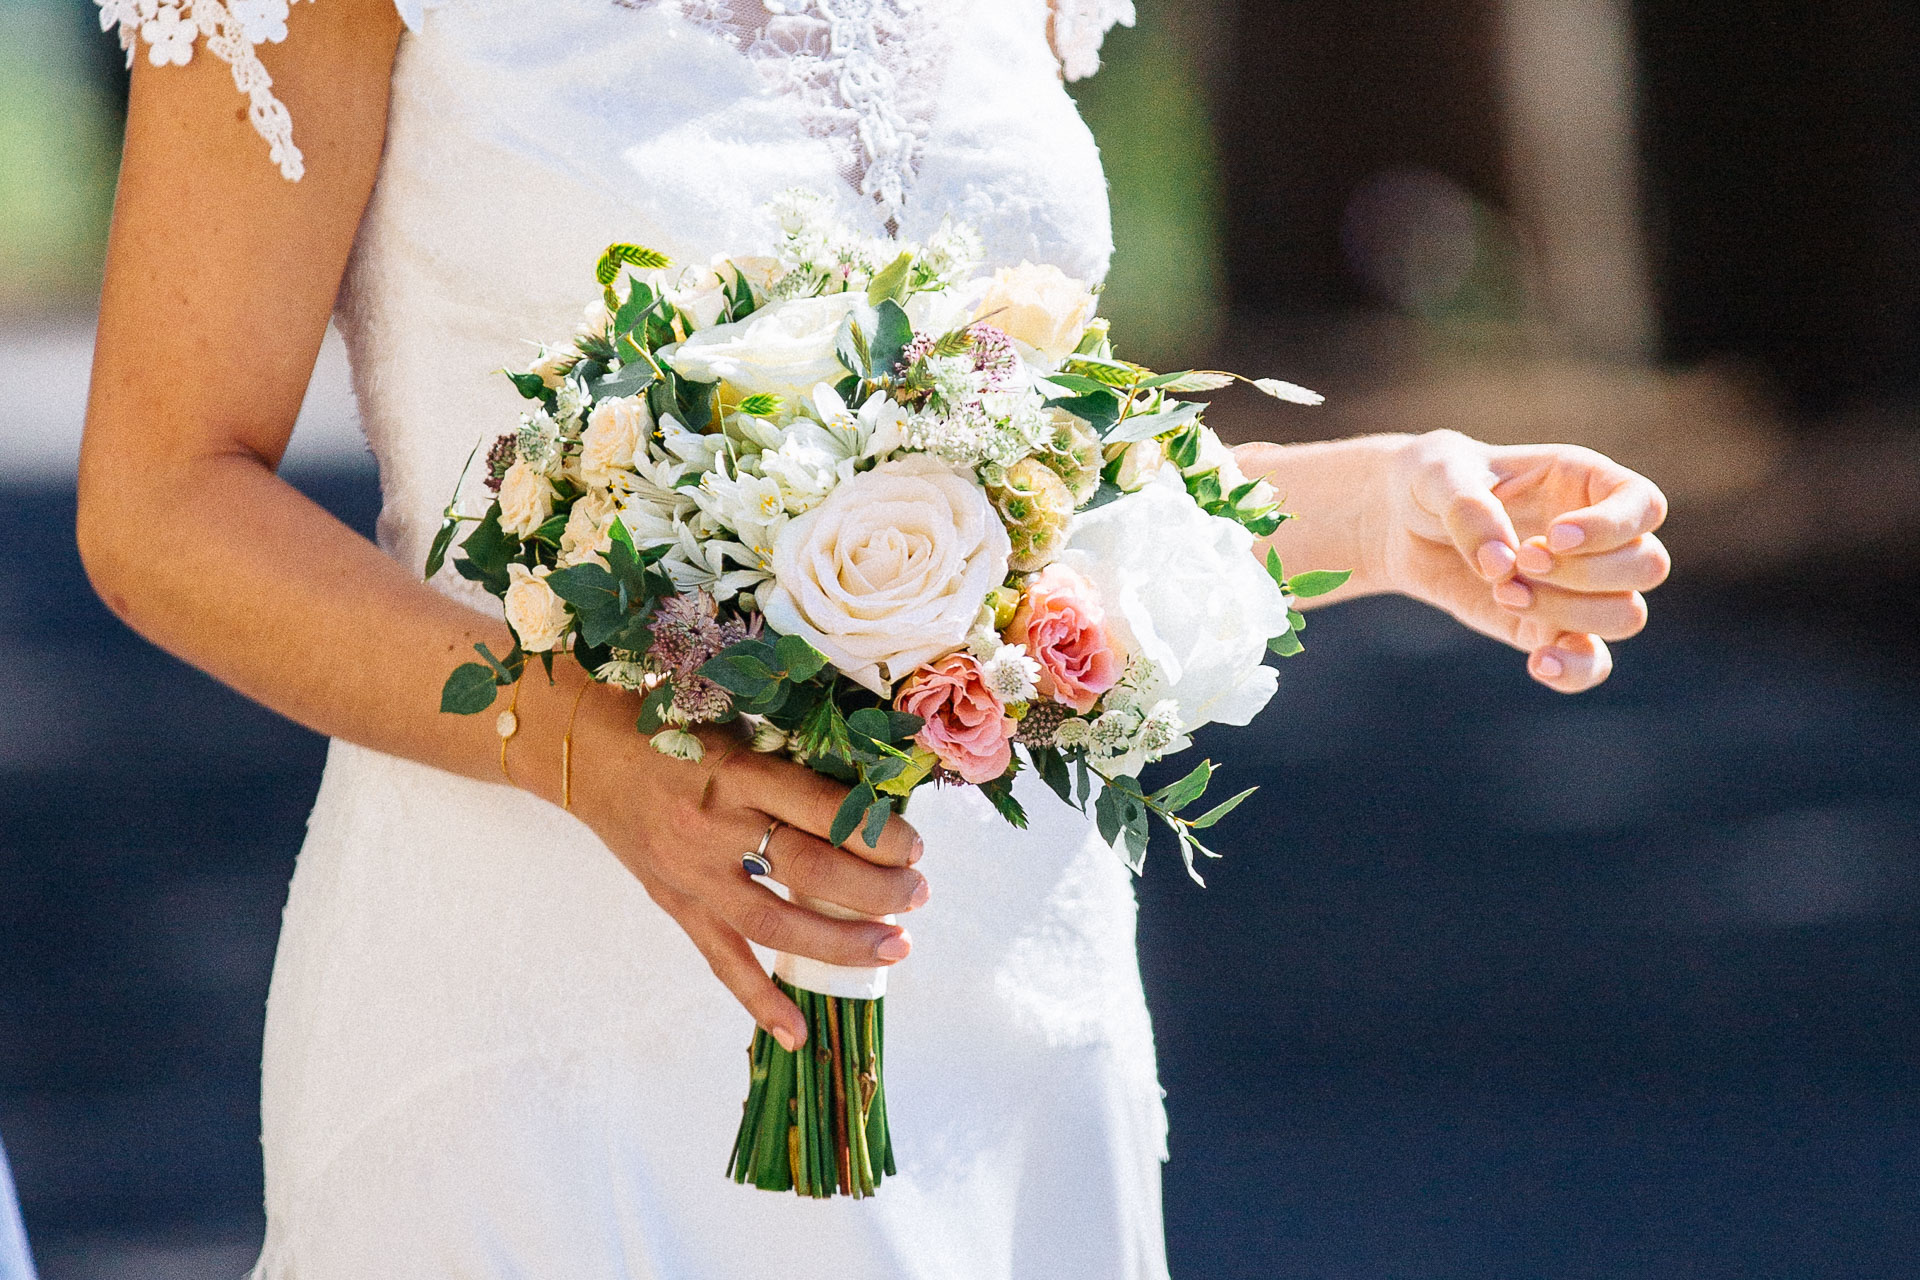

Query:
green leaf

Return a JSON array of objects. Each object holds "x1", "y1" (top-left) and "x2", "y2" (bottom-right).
[
  {"x1": 636, "y1": 682, "x2": 675, "y2": 734},
  {"x1": 424, "y1": 516, "x2": 459, "y2": 580},
  {"x1": 1268, "y1": 629, "x2": 1305, "y2": 657},
  {"x1": 1188, "y1": 785, "x2": 1258, "y2": 830},
  {"x1": 868, "y1": 300, "x2": 914, "y2": 376},
  {"x1": 439, "y1": 663, "x2": 500, "y2": 715},
  {"x1": 458, "y1": 506, "x2": 517, "y2": 594},
  {"x1": 1094, "y1": 783, "x2": 1123, "y2": 847},
  {"x1": 545, "y1": 563, "x2": 620, "y2": 611},
  {"x1": 1080, "y1": 479, "x2": 1126, "y2": 512},
  {"x1": 1291, "y1": 610, "x2": 1307, "y2": 632},
  {"x1": 530, "y1": 510, "x2": 571, "y2": 547},
  {"x1": 506, "y1": 370, "x2": 550, "y2": 400},
  {"x1": 1040, "y1": 372, "x2": 1115, "y2": 397},
  {"x1": 724, "y1": 264, "x2": 757, "y2": 321},
  {"x1": 472, "y1": 642, "x2": 521, "y2": 684},
  {"x1": 591, "y1": 360, "x2": 655, "y2": 401},
  {"x1": 1029, "y1": 746, "x2": 1074, "y2": 808},
  {"x1": 830, "y1": 783, "x2": 878, "y2": 848},
  {"x1": 1166, "y1": 422, "x2": 1203, "y2": 470},
  {"x1": 613, "y1": 279, "x2": 659, "y2": 337},
  {"x1": 866, "y1": 251, "x2": 915, "y2": 306},
  {"x1": 886, "y1": 711, "x2": 925, "y2": 741},
  {"x1": 1140, "y1": 370, "x2": 1234, "y2": 392},
  {"x1": 1286, "y1": 568, "x2": 1353, "y2": 599},
  {"x1": 1045, "y1": 389, "x2": 1121, "y2": 436},
  {"x1": 1265, "y1": 547, "x2": 1286, "y2": 589},
  {"x1": 834, "y1": 314, "x2": 871, "y2": 382},
  {"x1": 845, "y1": 707, "x2": 895, "y2": 746},
  {"x1": 861, "y1": 794, "x2": 896, "y2": 848},
  {"x1": 1062, "y1": 355, "x2": 1146, "y2": 388},
  {"x1": 1105, "y1": 398, "x2": 1205, "y2": 445},
  {"x1": 1149, "y1": 760, "x2": 1214, "y2": 813},
  {"x1": 701, "y1": 652, "x2": 777, "y2": 697},
  {"x1": 1074, "y1": 755, "x2": 1091, "y2": 807},
  {"x1": 735, "y1": 393, "x2": 783, "y2": 418},
  {"x1": 595, "y1": 242, "x2": 672, "y2": 285},
  {"x1": 773, "y1": 634, "x2": 828, "y2": 684},
  {"x1": 980, "y1": 776, "x2": 1029, "y2": 830}
]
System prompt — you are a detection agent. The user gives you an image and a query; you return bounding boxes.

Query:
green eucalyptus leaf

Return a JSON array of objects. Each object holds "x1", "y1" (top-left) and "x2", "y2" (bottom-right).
[
  {"x1": 545, "y1": 563, "x2": 620, "y2": 611},
  {"x1": 1188, "y1": 785, "x2": 1258, "y2": 830},
  {"x1": 1268, "y1": 629, "x2": 1305, "y2": 657},
  {"x1": 1286, "y1": 568, "x2": 1353, "y2": 599},
  {"x1": 424, "y1": 517, "x2": 459, "y2": 580},
  {"x1": 773, "y1": 634, "x2": 829, "y2": 684},
  {"x1": 1149, "y1": 760, "x2": 1214, "y2": 813},
  {"x1": 440, "y1": 663, "x2": 500, "y2": 715},
  {"x1": 1105, "y1": 398, "x2": 1205, "y2": 445},
  {"x1": 861, "y1": 794, "x2": 896, "y2": 848},
  {"x1": 868, "y1": 300, "x2": 914, "y2": 375},
  {"x1": 831, "y1": 783, "x2": 878, "y2": 848}
]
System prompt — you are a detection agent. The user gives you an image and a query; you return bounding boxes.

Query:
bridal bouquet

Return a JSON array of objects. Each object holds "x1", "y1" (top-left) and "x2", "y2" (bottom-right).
[{"x1": 428, "y1": 191, "x2": 1344, "y2": 1198}]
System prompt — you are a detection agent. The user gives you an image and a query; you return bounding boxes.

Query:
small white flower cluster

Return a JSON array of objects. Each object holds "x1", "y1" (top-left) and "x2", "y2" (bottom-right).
[
  {"x1": 901, "y1": 360, "x2": 1054, "y2": 470},
  {"x1": 1050, "y1": 656, "x2": 1184, "y2": 778},
  {"x1": 767, "y1": 189, "x2": 981, "y2": 300}
]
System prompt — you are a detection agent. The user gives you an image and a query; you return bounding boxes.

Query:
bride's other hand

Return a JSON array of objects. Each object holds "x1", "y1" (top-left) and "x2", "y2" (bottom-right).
[
  {"x1": 567, "y1": 694, "x2": 926, "y2": 1050},
  {"x1": 1374, "y1": 429, "x2": 1671, "y2": 693}
]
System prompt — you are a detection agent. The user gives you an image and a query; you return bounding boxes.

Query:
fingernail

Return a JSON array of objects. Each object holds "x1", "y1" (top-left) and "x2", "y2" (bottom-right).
[
  {"x1": 907, "y1": 876, "x2": 931, "y2": 909},
  {"x1": 1494, "y1": 580, "x2": 1532, "y2": 609},
  {"x1": 875, "y1": 931, "x2": 912, "y2": 962},
  {"x1": 1516, "y1": 544, "x2": 1554, "y2": 575},
  {"x1": 1548, "y1": 523, "x2": 1586, "y2": 552},
  {"x1": 1535, "y1": 652, "x2": 1565, "y2": 680},
  {"x1": 908, "y1": 833, "x2": 925, "y2": 865},
  {"x1": 1476, "y1": 541, "x2": 1516, "y2": 580},
  {"x1": 772, "y1": 1026, "x2": 799, "y2": 1053}
]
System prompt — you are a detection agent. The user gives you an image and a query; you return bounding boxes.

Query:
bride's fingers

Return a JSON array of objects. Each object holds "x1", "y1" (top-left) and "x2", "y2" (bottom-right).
[
  {"x1": 731, "y1": 753, "x2": 923, "y2": 867},
  {"x1": 761, "y1": 821, "x2": 929, "y2": 917},
  {"x1": 1412, "y1": 437, "x2": 1522, "y2": 581},
  {"x1": 1528, "y1": 632, "x2": 1613, "y2": 693},
  {"x1": 717, "y1": 878, "x2": 912, "y2": 969},
  {"x1": 1542, "y1": 463, "x2": 1669, "y2": 554},
  {"x1": 1514, "y1": 533, "x2": 1671, "y2": 593},
  {"x1": 647, "y1": 882, "x2": 806, "y2": 1048},
  {"x1": 1492, "y1": 579, "x2": 1649, "y2": 641}
]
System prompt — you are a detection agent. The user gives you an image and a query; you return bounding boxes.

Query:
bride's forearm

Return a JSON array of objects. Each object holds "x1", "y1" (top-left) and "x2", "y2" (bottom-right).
[
  {"x1": 1232, "y1": 434, "x2": 1411, "y2": 606},
  {"x1": 76, "y1": 449, "x2": 599, "y2": 808}
]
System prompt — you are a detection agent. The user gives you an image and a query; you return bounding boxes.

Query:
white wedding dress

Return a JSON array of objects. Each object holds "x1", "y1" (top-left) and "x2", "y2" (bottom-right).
[{"x1": 103, "y1": 1, "x2": 1169, "y2": 1275}]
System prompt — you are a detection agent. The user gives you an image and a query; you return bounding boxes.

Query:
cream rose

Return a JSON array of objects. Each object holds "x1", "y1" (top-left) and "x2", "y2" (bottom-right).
[
  {"x1": 558, "y1": 487, "x2": 621, "y2": 567},
  {"x1": 665, "y1": 291, "x2": 865, "y2": 400},
  {"x1": 497, "y1": 459, "x2": 556, "y2": 539},
  {"x1": 503, "y1": 563, "x2": 572, "y2": 653},
  {"x1": 759, "y1": 455, "x2": 1012, "y2": 695},
  {"x1": 972, "y1": 262, "x2": 1098, "y2": 366},
  {"x1": 579, "y1": 395, "x2": 649, "y2": 488}
]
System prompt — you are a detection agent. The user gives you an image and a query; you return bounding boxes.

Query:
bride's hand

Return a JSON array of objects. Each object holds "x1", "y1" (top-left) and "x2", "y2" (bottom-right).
[
  {"x1": 566, "y1": 693, "x2": 927, "y2": 1050},
  {"x1": 1374, "y1": 429, "x2": 1671, "y2": 693}
]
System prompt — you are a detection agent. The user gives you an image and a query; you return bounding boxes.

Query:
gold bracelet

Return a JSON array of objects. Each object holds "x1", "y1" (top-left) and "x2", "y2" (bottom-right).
[
  {"x1": 560, "y1": 676, "x2": 593, "y2": 811},
  {"x1": 497, "y1": 674, "x2": 525, "y2": 785}
]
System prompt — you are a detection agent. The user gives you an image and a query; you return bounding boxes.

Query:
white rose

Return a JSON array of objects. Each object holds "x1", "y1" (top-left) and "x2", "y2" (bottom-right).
[
  {"x1": 497, "y1": 459, "x2": 556, "y2": 539},
  {"x1": 503, "y1": 563, "x2": 572, "y2": 653},
  {"x1": 1113, "y1": 438, "x2": 1166, "y2": 491},
  {"x1": 665, "y1": 292, "x2": 865, "y2": 399},
  {"x1": 558, "y1": 487, "x2": 621, "y2": 566},
  {"x1": 1183, "y1": 425, "x2": 1253, "y2": 493},
  {"x1": 760, "y1": 454, "x2": 1012, "y2": 695},
  {"x1": 1059, "y1": 468, "x2": 1291, "y2": 733},
  {"x1": 529, "y1": 345, "x2": 576, "y2": 390},
  {"x1": 579, "y1": 395, "x2": 650, "y2": 488},
  {"x1": 972, "y1": 262, "x2": 1098, "y2": 366},
  {"x1": 667, "y1": 260, "x2": 733, "y2": 332}
]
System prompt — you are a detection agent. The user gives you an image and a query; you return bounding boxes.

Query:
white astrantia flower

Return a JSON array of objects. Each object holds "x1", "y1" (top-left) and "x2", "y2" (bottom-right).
[
  {"x1": 552, "y1": 378, "x2": 589, "y2": 433},
  {"x1": 1060, "y1": 467, "x2": 1292, "y2": 735},
  {"x1": 594, "y1": 656, "x2": 655, "y2": 692},
  {"x1": 651, "y1": 728, "x2": 705, "y2": 761},
  {"x1": 1052, "y1": 716, "x2": 1094, "y2": 750},
  {"x1": 980, "y1": 644, "x2": 1042, "y2": 704},
  {"x1": 514, "y1": 411, "x2": 564, "y2": 475}
]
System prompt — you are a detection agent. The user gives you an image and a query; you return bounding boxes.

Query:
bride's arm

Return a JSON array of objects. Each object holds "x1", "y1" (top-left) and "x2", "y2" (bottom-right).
[
  {"x1": 76, "y1": 0, "x2": 920, "y2": 1051},
  {"x1": 1235, "y1": 431, "x2": 1671, "y2": 693}
]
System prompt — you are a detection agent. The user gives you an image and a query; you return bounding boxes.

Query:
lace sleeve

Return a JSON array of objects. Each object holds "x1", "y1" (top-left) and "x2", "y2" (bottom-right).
[
  {"x1": 1047, "y1": 0, "x2": 1135, "y2": 82},
  {"x1": 95, "y1": 0, "x2": 436, "y2": 181}
]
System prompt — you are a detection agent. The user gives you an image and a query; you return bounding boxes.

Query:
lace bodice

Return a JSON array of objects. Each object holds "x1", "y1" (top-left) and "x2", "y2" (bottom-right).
[{"x1": 98, "y1": 0, "x2": 1135, "y2": 214}]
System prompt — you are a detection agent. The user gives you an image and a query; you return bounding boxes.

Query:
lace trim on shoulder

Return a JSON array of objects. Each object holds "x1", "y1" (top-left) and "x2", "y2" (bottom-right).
[
  {"x1": 1048, "y1": 0, "x2": 1134, "y2": 81},
  {"x1": 98, "y1": 0, "x2": 312, "y2": 179}
]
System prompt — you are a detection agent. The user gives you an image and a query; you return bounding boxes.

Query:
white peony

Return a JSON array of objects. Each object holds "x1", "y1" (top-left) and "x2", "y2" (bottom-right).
[
  {"x1": 1058, "y1": 468, "x2": 1291, "y2": 734},
  {"x1": 579, "y1": 395, "x2": 650, "y2": 488},
  {"x1": 760, "y1": 454, "x2": 1011, "y2": 695},
  {"x1": 665, "y1": 292, "x2": 866, "y2": 399},
  {"x1": 503, "y1": 563, "x2": 572, "y2": 653},
  {"x1": 497, "y1": 459, "x2": 556, "y2": 539}
]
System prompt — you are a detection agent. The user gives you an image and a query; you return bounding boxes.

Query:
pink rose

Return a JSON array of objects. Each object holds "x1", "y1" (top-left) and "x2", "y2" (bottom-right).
[
  {"x1": 894, "y1": 653, "x2": 1016, "y2": 785},
  {"x1": 1007, "y1": 563, "x2": 1121, "y2": 713}
]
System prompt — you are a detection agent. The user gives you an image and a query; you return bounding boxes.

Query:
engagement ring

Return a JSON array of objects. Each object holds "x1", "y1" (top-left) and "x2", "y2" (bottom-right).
[{"x1": 742, "y1": 820, "x2": 781, "y2": 878}]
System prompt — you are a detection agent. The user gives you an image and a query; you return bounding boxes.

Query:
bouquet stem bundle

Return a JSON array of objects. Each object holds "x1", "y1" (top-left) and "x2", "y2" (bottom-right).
[{"x1": 729, "y1": 977, "x2": 895, "y2": 1197}]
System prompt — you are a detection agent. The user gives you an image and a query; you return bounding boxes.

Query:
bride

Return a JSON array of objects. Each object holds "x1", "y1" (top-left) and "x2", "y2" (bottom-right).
[{"x1": 79, "y1": 1, "x2": 1670, "y2": 1275}]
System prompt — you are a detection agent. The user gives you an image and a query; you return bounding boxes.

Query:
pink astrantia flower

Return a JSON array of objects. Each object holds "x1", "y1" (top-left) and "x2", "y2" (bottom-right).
[
  {"x1": 894, "y1": 652, "x2": 1016, "y2": 785},
  {"x1": 1006, "y1": 562, "x2": 1122, "y2": 713}
]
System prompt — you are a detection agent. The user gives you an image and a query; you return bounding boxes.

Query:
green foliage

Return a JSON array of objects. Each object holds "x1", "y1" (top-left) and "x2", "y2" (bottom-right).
[
  {"x1": 1286, "y1": 569, "x2": 1353, "y2": 599},
  {"x1": 865, "y1": 251, "x2": 914, "y2": 306},
  {"x1": 440, "y1": 663, "x2": 500, "y2": 715},
  {"x1": 1105, "y1": 397, "x2": 1204, "y2": 444},
  {"x1": 455, "y1": 506, "x2": 517, "y2": 596},
  {"x1": 868, "y1": 300, "x2": 914, "y2": 376},
  {"x1": 1045, "y1": 387, "x2": 1122, "y2": 436},
  {"x1": 506, "y1": 370, "x2": 550, "y2": 400},
  {"x1": 980, "y1": 775, "x2": 1029, "y2": 830},
  {"x1": 595, "y1": 242, "x2": 672, "y2": 285},
  {"x1": 736, "y1": 393, "x2": 783, "y2": 418}
]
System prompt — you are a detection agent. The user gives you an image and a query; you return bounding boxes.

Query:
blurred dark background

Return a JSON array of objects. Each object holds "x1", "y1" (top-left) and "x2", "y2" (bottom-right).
[{"x1": 2, "y1": 1, "x2": 1916, "y2": 1276}]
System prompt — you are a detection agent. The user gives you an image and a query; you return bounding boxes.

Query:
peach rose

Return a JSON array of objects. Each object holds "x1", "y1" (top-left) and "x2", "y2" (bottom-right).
[
  {"x1": 972, "y1": 262, "x2": 1098, "y2": 366},
  {"x1": 894, "y1": 652, "x2": 1016, "y2": 785},
  {"x1": 1006, "y1": 562, "x2": 1121, "y2": 713}
]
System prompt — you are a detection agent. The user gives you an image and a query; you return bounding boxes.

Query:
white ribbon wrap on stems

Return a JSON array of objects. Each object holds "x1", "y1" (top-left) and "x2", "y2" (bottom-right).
[{"x1": 773, "y1": 894, "x2": 892, "y2": 1000}]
